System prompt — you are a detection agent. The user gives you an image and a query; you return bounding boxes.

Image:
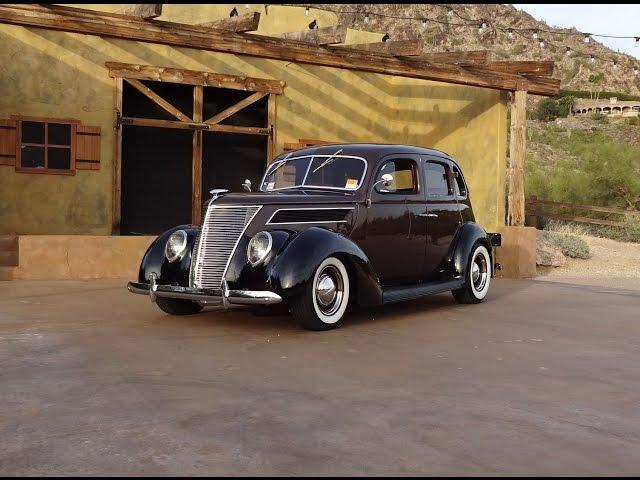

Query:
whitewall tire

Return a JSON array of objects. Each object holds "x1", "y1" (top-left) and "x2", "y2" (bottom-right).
[
  {"x1": 290, "y1": 256, "x2": 350, "y2": 330},
  {"x1": 452, "y1": 244, "x2": 491, "y2": 304}
]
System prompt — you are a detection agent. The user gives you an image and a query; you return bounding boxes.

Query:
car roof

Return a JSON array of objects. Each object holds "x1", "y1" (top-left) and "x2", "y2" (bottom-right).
[{"x1": 276, "y1": 143, "x2": 457, "y2": 165}]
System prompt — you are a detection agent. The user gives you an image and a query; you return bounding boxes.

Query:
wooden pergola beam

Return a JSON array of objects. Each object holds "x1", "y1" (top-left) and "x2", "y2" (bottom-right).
[
  {"x1": 197, "y1": 12, "x2": 260, "y2": 33},
  {"x1": 487, "y1": 61, "x2": 554, "y2": 76},
  {"x1": 418, "y1": 50, "x2": 491, "y2": 66},
  {"x1": 106, "y1": 62, "x2": 285, "y2": 94},
  {"x1": 274, "y1": 25, "x2": 347, "y2": 45},
  {"x1": 118, "y1": 4, "x2": 162, "y2": 19},
  {"x1": 0, "y1": 4, "x2": 560, "y2": 96},
  {"x1": 331, "y1": 39, "x2": 423, "y2": 57}
]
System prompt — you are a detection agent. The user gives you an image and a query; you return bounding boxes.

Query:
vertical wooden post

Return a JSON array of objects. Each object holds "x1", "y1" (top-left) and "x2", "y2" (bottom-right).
[
  {"x1": 526, "y1": 195, "x2": 538, "y2": 228},
  {"x1": 192, "y1": 85, "x2": 203, "y2": 224},
  {"x1": 507, "y1": 89, "x2": 527, "y2": 226},
  {"x1": 112, "y1": 77, "x2": 123, "y2": 234},
  {"x1": 267, "y1": 93, "x2": 277, "y2": 163}
]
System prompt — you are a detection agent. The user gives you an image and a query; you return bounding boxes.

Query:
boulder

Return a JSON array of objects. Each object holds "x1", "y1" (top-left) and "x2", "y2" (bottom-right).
[{"x1": 536, "y1": 230, "x2": 566, "y2": 267}]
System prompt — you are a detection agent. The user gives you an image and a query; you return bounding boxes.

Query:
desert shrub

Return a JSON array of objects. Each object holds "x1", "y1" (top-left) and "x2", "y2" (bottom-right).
[
  {"x1": 535, "y1": 96, "x2": 574, "y2": 121},
  {"x1": 548, "y1": 232, "x2": 591, "y2": 259},
  {"x1": 593, "y1": 215, "x2": 640, "y2": 243},
  {"x1": 626, "y1": 116, "x2": 640, "y2": 126},
  {"x1": 591, "y1": 112, "x2": 609, "y2": 123},
  {"x1": 511, "y1": 44, "x2": 525, "y2": 55}
]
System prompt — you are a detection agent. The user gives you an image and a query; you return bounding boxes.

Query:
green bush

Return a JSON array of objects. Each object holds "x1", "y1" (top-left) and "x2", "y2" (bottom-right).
[
  {"x1": 593, "y1": 216, "x2": 640, "y2": 243},
  {"x1": 590, "y1": 112, "x2": 608, "y2": 123},
  {"x1": 626, "y1": 116, "x2": 640, "y2": 126},
  {"x1": 548, "y1": 232, "x2": 592, "y2": 259},
  {"x1": 535, "y1": 97, "x2": 573, "y2": 121},
  {"x1": 511, "y1": 44, "x2": 525, "y2": 55}
]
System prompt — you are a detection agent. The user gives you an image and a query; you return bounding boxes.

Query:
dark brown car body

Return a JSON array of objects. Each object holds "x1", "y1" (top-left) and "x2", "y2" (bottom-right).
[{"x1": 129, "y1": 144, "x2": 499, "y2": 309}]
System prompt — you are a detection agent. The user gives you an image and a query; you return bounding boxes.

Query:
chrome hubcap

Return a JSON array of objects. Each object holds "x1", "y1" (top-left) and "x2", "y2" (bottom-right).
[
  {"x1": 316, "y1": 274, "x2": 337, "y2": 307},
  {"x1": 471, "y1": 252, "x2": 488, "y2": 292},
  {"x1": 315, "y1": 265, "x2": 344, "y2": 316}
]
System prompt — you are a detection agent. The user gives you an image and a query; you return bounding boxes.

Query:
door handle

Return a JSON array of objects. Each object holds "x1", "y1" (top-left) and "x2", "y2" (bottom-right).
[{"x1": 418, "y1": 213, "x2": 438, "y2": 218}]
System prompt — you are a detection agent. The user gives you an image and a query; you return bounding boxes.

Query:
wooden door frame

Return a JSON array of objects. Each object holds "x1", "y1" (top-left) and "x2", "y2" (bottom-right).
[{"x1": 110, "y1": 64, "x2": 283, "y2": 234}]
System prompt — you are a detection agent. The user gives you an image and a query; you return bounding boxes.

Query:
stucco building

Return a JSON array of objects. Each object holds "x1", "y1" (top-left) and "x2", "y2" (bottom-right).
[{"x1": 0, "y1": 4, "x2": 558, "y2": 279}]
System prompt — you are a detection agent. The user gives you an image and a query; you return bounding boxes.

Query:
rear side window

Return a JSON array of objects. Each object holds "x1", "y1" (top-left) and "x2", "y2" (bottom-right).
[
  {"x1": 375, "y1": 158, "x2": 419, "y2": 194},
  {"x1": 452, "y1": 166, "x2": 467, "y2": 197},
  {"x1": 424, "y1": 162, "x2": 451, "y2": 197}
]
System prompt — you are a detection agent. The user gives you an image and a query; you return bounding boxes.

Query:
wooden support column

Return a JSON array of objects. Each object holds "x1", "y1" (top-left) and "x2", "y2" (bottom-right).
[
  {"x1": 112, "y1": 77, "x2": 123, "y2": 234},
  {"x1": 507, "y1": 89, "x2": 527, "y2": 226},
  {"x1": 192, "y1": 85, "x2": 203, "y2": 224},
  {"x1": 267, "y1": 94, "x2": 276, "y2": 163}
]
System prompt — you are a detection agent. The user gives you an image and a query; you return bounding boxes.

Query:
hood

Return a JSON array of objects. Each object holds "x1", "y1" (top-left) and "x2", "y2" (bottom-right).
[{"x1": 210, "y1": 189, "x2": 361, "y2": 206}]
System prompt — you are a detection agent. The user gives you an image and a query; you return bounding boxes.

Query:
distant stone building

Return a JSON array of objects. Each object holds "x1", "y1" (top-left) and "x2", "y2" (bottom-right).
[{"x1": 571, "y1": 97, "x2": 640, "y2": 117}]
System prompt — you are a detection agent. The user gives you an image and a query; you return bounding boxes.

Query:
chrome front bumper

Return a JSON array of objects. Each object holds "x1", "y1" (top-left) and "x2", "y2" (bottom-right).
[{"x1": 127, "y1": 275, "x2": 282, "y2": 307}]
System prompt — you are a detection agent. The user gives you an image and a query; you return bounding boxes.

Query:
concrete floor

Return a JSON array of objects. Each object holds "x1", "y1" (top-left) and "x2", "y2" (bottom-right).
[{"x1": 1, "y1": 278, "x2": 639, "y2": 475}]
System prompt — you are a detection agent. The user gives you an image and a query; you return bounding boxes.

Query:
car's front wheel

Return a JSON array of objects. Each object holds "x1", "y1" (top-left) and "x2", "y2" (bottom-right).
[
  {"x1": 156, "y1": 297, "x2": 204, "y2": 315},
  {"x1": 290, "y1": 256, "x2": 350, "y2": 330},
  {"x1": 452, "y1": 243, "x2": 491, "y2": 304}
]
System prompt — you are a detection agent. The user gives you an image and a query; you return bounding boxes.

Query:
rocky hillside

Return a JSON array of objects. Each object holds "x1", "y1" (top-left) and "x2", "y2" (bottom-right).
[{"x1": 317, "y1": 4, "x2": 640, "y2": 95}]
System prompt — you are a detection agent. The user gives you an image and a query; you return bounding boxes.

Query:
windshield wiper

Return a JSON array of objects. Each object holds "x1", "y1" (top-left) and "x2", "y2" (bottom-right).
[
  {"x1": 311, "y1": 149, "x2": 344, "y2": 174},
  {"x1": 267, "y1": 152, "x2": 294, "y2": 177}
]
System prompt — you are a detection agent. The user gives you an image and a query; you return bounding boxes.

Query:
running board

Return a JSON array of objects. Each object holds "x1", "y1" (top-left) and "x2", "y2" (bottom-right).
[{"x1": 382, "y1": 279, "x2": 464, "y2": 304}]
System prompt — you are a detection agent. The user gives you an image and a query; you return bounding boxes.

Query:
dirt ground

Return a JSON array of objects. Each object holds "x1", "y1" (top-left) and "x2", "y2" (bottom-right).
[
  {"x1": 536, "y1": 234, "x2": 640, "y2": 289},
  {"x1": 2, "y1": 278, "x2": 640, "y2": 475}
]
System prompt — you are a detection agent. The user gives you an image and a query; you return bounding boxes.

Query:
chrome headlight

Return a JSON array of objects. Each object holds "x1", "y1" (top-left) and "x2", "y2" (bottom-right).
[
  {"x1": 165, "y1": 230, "x2": 188, "y2": 263},
  {"x1": 247, "y1": 231, "x2": 273, "y2": 267}
]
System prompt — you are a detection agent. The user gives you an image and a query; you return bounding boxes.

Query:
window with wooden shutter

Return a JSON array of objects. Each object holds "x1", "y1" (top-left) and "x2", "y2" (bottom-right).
[
  {"x1": 0, "y1": 119, "x2": 17, "y2": 166},
  {"x1": 76, "y1": 125, "x2": 101, "y2": 170},
  {"x1": 0, "y1": 116, "x2": 101, "y2": 174}
]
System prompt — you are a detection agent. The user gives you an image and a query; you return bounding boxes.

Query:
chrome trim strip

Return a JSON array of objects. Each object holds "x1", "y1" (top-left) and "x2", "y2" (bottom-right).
[
  {"x1": 127, "y1": 282, "x2": 282, "y2": 306},
  {"x1": 266, "y1": 207, "x2": 354, "y2": 225},
  {"x1": 259, "y1": 155, "x2": 368, "y2": 192}
]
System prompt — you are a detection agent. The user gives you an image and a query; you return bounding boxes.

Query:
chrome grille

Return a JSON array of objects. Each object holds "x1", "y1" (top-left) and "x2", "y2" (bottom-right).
[{"x1": 191, "y1": 205, "x2": 261, "y2": 288}]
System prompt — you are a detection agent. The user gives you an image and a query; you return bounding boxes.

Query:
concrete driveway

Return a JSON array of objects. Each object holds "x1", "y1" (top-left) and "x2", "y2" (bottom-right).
[{"x1": 1, "y1": 278, "x2": 639, "y2": 475}]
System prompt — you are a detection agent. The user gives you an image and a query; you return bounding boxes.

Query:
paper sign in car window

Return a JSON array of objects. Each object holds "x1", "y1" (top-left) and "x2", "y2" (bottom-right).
[
  {"x1": 266, "y1": 182, "x2": 275, "y2": 191},
  {"x1": 345, "y1": 178, "x2": 359, "y2": 190}
]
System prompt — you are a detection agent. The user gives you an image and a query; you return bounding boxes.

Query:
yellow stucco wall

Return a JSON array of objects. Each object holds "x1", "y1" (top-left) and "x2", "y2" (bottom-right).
[{"x1": 0, "y1": 5, "x2": 507, "y2": 235}]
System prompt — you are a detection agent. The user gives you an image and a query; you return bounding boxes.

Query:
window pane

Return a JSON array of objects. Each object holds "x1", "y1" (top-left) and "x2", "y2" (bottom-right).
[
  {"x1": 48, "y1": 147, "x2": 71, "y2": 170},
  {"x1": 376, "y1": 159, "x2": 417, "y2": 193},
  {"x1": 453, "y1": 167, "x2": 467, "y2": 197},
  {"x1": 425, "y1": 162, "x2": 450, "y2": 196},
  {"x1": 305, "y1": 156, "x2": 365, "y2": 189},
  {"x1": 48, "y1": 123, "x2": 71, "y2": 145},
  {"x1": 21, "y1": 146, "x2": 45, "y2": 168},
  {"x1": 21, "y1": 121, "x2": 45, "y2": 144}
]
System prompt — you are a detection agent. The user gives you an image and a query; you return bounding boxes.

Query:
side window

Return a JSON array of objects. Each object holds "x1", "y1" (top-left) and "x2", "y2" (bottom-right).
[
  {"x1": 17, "y1": 118, "x2": 75, "y2": 174},
  {"x1": 375, "y1": 158, "x2": 418, "y2": 194},
  {"x1": 424, "y1": 162, "x2": 452, "y2": 197},
  {"x1": 452, "y1": 166, "x2": 467, "y2": 197}
]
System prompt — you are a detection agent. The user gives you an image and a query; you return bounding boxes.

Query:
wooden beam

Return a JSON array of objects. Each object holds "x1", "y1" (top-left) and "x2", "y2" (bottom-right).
[
  {"x1": 121, "y1": 117, "x2": 270, "y2": 135},
  {"x1": 507, "y1": 90, "x2": 527, "y2": 226},
  {"x1": 487, "y1": 61, "x2": 554, "y2": 76},
  {"x1": 0, "y1": 5, "x2": 559, "y2": 96},
  {"x1": 118, "y1": 4, "x2": 162, "y2": 19},
  {"x1": 112, "y1": 77, "x2": 123, "y2": 234},
  {"x1": 192, "y1": 85, "x2": 203, "y2": 224},
  {"x1": 106, "y1": 62, "x2": 285, "y2": 94},
  {"x1": 124, "y1": 78, "x2": 191, "y2": 122},
  {"x1": 197, "y1": 12, "x2": 260, "y2": 33},
  {"x1": 275, "y1": 25, "x2": 347, "y2": 46},
  {"x1": 418, "y1": 50, "x2": 491, "y2": 65},
  {"x1": 267, "y1": 94, "x2": 276, "y2": 163},
  {"x1": 331, "y1": 39, "x2": 423, "y2": 57},
  {"x1": 205, "y1": 91, "x2": 268, "y2": 125}
]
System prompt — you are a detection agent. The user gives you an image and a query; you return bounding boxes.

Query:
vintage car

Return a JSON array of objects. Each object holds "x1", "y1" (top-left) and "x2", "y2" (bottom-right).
[{"x1": 128, "y1": 144, "x2": 501, "y2": 330}]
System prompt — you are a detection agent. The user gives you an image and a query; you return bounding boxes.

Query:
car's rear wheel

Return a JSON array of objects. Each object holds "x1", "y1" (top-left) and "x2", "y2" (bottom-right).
[
  {"x1": 452, "y1": 243, "x2": 491, "y2": 304},
  {"x1": 156, "y1": 297, "x2": 204, "y2": 315},
  {"x1": 290, "y1": 256, "x2": 350, "y2": 330}
]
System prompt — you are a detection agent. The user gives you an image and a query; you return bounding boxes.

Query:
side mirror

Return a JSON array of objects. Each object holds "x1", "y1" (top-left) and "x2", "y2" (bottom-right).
[
  {"x1": 380, "y1": 173, "x2": 393, "y2": 187},
  {"x1": 242, "y1": 179, "x2": 252, "y2": 192},
  {"x1": 367, "y1": 173, "x2": 395, "y2": 207}
]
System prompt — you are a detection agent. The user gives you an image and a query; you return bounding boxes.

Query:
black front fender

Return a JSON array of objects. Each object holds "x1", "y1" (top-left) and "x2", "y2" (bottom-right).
[
  {"x1": 138, "y1": 225, "x2": 200, "y2": 286},
  {"x1": 448, "y1": 222, "x2": 493, "y2": 279},
  {"x1": 270, "y1": 227, "x2": 383, "y2": 306}
]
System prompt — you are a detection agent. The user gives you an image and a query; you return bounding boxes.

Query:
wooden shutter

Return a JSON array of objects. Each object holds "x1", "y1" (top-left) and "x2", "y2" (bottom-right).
[
  {"x1": 0, "y1": 119, "x2": 17, "y2": 166},
  {"x1": 75, "y1": 125, "x2": 101, "y2": 170}
]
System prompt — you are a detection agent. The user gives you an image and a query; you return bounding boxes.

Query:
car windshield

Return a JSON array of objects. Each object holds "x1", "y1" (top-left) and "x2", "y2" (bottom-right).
[{"x1": 260, "y1": 155, "x2": 367, "y2": 192}]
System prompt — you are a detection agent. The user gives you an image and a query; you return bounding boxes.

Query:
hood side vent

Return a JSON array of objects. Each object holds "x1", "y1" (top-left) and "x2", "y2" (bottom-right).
[{"x1": 267, "y1": 208, "x2": 353, "y2": 225}]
